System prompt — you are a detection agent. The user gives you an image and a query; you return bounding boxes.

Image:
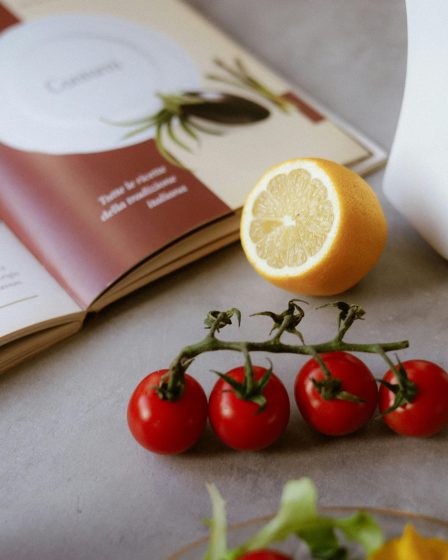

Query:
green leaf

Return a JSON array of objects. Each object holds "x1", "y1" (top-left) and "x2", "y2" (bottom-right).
[
  {"x1": 253, "y1": 300, "x2": 308, "y2": 340},
  {"x1": 256, "y1": 359, "x2": 273, "y2": 394},
  {"x1": 379, "y1": 357, "x2": 417, "y2": 415},
  {"x1": 335, "y1": 511, "x2": 384, "y2": 554},
  {"x1": 121, "y1": 121, "x2": 155, "y2": 139},
  {"x1": 227, "y1": 308, "x2": 242, "y2": 327},
  {"x1": 204, "y1": 310, "x2": 222, "y2": 329},
  {"x1": 250, "y1": 394, "x2": 267, "y2": 412},
  {"x1": 211, "y1": 370, "x2": 244, "y2": 394},
  {"x1": 206, "y1": 74, "x2": 247, "y2": 90},
  {"x1": 203, "y1": 484, "x2": 228, "y2": 560},
  {"x1": 296, "y1": 511, "x2": 383, "y2": 559},
  {"x1": 155, "y1": 121, "x2": 182, "y2": 167},
  {"x1": 231, "y1": 479, "x2": 319, "y2": 555},
  {"x1": 335, "y1": 390, "x2": 366, "y2": 404},
  {"x1": 235, "y1": 57, "x2": 251, "y2": 79},
  {"x1": 166, "y1": 118, "x2": 192, "y2": 152},
  {"x1": 100, "y1": 115, "x2": 156, "y2": 127},
  {"x1": 189, "y1": 119, "x2": 223, "y2": 135},
  {"x1": 297, "y1": 520, "x2": 348, "y2": 559},
  {"x1": 179, "y1": 118, "x2": 200, "y2": 142},
  {"x1": 318, "y1": 302, "x2": 365, "y2": 331},
  {"x1": 204, "y1": 308, "x2": 241, "y2": 332},
  {"x1": 224, "y1": 479, "x2": 384, "y2": 559},
  {"x1": 251, "y1": 310, "x2": 281, "y2": 322}
]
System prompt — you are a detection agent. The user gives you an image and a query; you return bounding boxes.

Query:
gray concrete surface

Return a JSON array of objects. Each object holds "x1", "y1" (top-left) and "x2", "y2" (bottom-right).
[{"x1": 2, "y1": 1, "x2": 448, "y2": 559}]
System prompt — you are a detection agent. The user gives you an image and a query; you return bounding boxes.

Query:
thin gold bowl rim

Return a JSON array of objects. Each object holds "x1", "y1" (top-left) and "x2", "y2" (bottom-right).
[{"x1": 166, "y1": 506, "x2": 448, "y2": 560}]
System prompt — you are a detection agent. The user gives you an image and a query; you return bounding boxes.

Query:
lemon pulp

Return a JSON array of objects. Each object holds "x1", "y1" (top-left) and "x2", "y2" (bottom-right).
[{"x1": 249, "y1": 168, "x2": 334, "y2": 269}]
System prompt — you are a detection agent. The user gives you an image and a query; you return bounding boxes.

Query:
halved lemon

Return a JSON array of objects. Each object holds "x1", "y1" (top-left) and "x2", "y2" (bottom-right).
[{"x1": 240, "y1": 158, "x2": 387, "y2": 295}]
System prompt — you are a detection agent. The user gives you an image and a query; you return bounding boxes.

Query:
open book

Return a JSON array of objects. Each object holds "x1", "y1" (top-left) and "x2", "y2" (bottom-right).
[{"x1": 0, "y1": 0, "x2": 386, "y2": 374}]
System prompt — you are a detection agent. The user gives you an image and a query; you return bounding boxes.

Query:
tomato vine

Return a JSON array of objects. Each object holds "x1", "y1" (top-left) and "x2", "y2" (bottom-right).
[{"x1": 157, "y1": 300, "x2": 409, "y2": 408}]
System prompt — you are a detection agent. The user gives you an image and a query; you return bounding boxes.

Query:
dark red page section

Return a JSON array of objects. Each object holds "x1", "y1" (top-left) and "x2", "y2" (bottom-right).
[
  {"x1": 0, "y1": 3, "x2": 19, "y2": 30},
  {"x1": 0, "y1": 140, "x2": 231, "y2": 308},
  {"x1": 282, "y1": 92, "x2": 324, "y2": 123}
]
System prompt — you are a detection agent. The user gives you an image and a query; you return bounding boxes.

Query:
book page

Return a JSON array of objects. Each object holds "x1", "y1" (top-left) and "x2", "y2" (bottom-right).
[
  {"x1": 0, "y1": 0, "x2": 383, "y2": 309},
  {"x1": 0, "y1": 222, "x2": 82, "y2": 345}
]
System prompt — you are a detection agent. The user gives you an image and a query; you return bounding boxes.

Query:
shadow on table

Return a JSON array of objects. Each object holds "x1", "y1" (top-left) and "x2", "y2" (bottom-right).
[
  {"x1": 348, "y1": 216, "x2": 448, "y2": 305},
  {"x1": 173, "y1": 414, "x2": 438, "y2": 460}
]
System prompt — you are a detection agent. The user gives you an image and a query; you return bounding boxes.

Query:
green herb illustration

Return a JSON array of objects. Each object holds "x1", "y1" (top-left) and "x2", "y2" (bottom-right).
[
  {"x1": 207, "y1": 57, "x2": 294, "y2": 113},
  {"x1": 106, "y1": 90, "x2": 269, "y2": 167},
  {"x1": 104, "y1": 58, "x2": 299, "y2": 167}
]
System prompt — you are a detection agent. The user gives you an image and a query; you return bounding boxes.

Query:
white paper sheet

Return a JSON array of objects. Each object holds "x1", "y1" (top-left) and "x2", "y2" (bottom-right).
[{"x1": 0, "y1": 222, "x2": 82, "y2": 343}]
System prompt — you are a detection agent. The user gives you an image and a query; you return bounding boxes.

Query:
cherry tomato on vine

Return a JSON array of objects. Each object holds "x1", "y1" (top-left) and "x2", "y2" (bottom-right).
[
  {"x1": 294, "y1": 352, "x2": 378, "y2": 436},
  {"x1": 379, "y1": 359, "x2": 448, "y2": 437},
  {"x1": 208, "y1": 366, "x2": 290, "y2": 451},
  {"x1": 239, "y1": 551, "x2": 292, "y2": 560},
  {"x1": 127, "y1": 369, "x2": 208, "y2": 455}
]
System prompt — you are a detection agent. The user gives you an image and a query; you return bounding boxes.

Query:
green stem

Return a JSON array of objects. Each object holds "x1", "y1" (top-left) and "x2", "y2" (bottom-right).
[
  {"x1": 302, "y1": 344, "x2": 333, "y2": 379},
  {"x1": 157, "y1": 302, "x2": 410, "y2": 403},
  {"x1": 375, "y1": 346, "x2": 398, "y2": 372},
  {"x1": 169, "y1": 338, "x2": 408, "y2": 367},
  {"x1": 161, "y1": 336, "x2": 408, "y2": 399},
  {"x1": 271, "y1": 315, "x2": 294, "y2": 343},
  {"x1": 334, "y1": 305, "x2": 365, "y2": 342},
  {"x1": 242, "y1": 346, "x2": 255, "y2": 395}
]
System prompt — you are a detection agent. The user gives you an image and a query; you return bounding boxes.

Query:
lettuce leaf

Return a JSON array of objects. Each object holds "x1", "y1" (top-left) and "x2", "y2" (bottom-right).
[
  {"x1": 202, "y1": 478, "x2": 384, "y2": 560},
  {"x1": 335, "y1": 512, "x2": 384, "y2": 554},
  {"x1": 232, "y1": 478, "x2": 319, "y2": 555},
  {"x1": 203, "y1": 483, "x2": 228, "y2": 560},
  {"x1": 297, "y1": 519, "x2": 348, "y2": 559}
]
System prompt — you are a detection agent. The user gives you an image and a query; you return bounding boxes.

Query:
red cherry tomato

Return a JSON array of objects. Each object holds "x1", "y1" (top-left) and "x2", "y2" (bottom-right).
[
  {"x1": 239, "y1": 551, "x2": 292, "y2": 560},
  {"x1": 294, "y1": 352, "x2": 378, "y2": 436},
  {"x1": 379, "y1": 359, "x2": 448, "y2": 437},
  {"x1": 208, "y1": 366, "x2": 290, "y2": 451},
  {"x1": 127, "y1": 370, "x2": 207, "y2": 455}
]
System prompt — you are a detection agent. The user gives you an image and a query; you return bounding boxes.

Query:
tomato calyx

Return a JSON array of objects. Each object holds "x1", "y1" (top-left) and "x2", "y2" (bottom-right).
[
  {"x1": 311, "y1": 375, "x2": 366, "y2": 403},
  {"x1": 252, "y1": 299, "x2": 308, "y2": 341},
  {"x1": 378, "y1": 357, "x2": 418, "y2": 415},
  {"x1": 213, "y1": 353, "x2": 273, "y2": 411},
  {"x1": 307, "y1": 348, "x2": 366, "y2": 403},
  {"x1": 156, "y1": 359, "x2": 194, "y2": 401},
  {"x1": 205, "y1": 308, "x2": 242, "y2": 333},
  {"x1": 155, "y1": 377, "x2": 184, "y2": 401},
  {"x1": 254, "y1": 301, "x2": 366, "y2": 404},
  {"x1": 319, "y1": 301, "x2": 366, "y2": 340}
]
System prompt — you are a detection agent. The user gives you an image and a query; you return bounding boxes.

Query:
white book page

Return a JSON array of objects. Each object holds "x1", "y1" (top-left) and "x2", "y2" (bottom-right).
[{"x1": 0, "y1": 222, "x2": 82, "y2": 344}]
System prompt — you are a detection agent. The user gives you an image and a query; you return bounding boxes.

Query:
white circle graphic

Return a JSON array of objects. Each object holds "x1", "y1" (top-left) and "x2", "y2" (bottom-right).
[{"x1": 0, "y1": 14, "x2": 202, "y2": 154}]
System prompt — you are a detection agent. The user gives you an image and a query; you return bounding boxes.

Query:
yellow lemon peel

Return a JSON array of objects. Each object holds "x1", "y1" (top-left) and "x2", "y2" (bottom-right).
[
  {"x1": 240, "y1": 158, "x2": 387, "y2": 296},
  {"x1": 369, "y1": 523, "x2": 448, "y2": 560}
]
